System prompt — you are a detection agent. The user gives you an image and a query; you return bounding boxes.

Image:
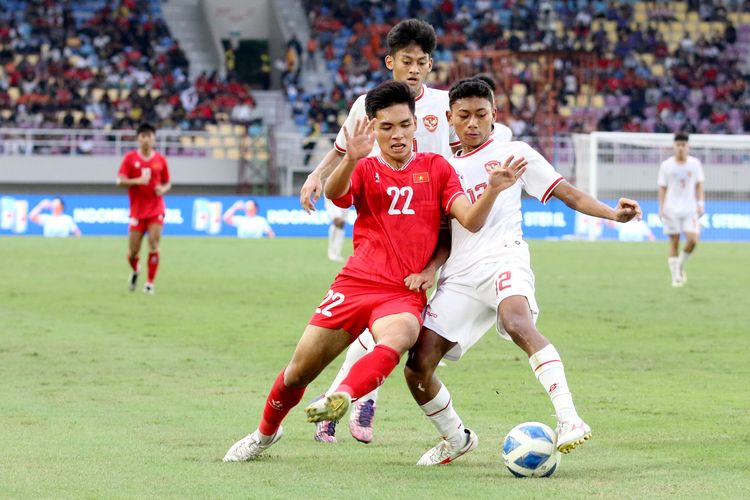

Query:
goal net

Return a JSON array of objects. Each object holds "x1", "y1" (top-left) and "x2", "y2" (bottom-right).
[{"x1": 572, "y1": 132, "x2": 750, "y2": 242}]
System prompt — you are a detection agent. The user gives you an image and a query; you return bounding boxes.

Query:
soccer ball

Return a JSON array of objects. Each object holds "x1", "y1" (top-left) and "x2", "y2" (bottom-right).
[{"x1": 502, "y1": 422, "x2": 561, "y2": 477}]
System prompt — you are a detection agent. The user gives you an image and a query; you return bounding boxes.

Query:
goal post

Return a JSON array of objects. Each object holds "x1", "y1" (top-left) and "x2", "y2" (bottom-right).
[{"x1": 572, "y1": 132, "x2": 750, "y2": 241}]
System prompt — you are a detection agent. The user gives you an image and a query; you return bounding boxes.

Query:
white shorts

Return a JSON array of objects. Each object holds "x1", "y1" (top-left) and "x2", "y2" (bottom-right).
[
  {"x1": 423, "y1": 241, "x2": 539, "y2": 361},
  {"x1": 325, "y1": 198, "x2": 349, "y2": 221},
  {"x1": 662, "y1": 213, "x2": 699, "y2": 235}
]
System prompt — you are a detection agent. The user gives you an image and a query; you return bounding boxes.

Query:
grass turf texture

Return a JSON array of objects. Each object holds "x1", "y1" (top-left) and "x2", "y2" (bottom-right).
[{"x1": 1, "y1": 237, "x2": 748, "y2": 498}]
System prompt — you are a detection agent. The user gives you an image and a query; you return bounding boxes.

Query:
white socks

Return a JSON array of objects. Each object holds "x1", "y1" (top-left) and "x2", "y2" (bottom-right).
[
  {"x1": 326, "y1": 330, "x2": 378, "y2": 403},
  {"x1": 420, "y1": 383, "x2": 465, "y2": 447},
  {"x1": 328, "y1": 225, "x2": 345, "y2": 261},
  {"x1": 678, "y1": 250, "x2": 691, "y2": 268},
  {"x1": 668, "y1": 256, "x2": 680, "y2": 280},
  {"x1": 529, "y1": 344, "x2": 578, "y2": 423}
]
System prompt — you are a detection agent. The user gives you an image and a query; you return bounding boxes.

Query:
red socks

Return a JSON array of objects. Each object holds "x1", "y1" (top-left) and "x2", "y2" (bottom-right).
[
  {"x1": 259, "y1": 370, "x2": 306, "y2": 436},
  {"x1": 336, "y1": 344, "x2": 401, "y2": 400},
  {"x1": 128, "y1": 255, "x2": 139, "y2": 272},
  {"x1": 147, "y1": 252, "x2": 159, "y2": 282}
]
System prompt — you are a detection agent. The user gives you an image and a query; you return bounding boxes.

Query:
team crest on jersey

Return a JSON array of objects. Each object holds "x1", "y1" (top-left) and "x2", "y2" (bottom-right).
[
  {"x1": 423, "y1": 115, "x2": 439, "y2": 132},
  {"x1": 135, "y1": 161, "x2": 141, "y2": 168},
  {"x1": 484, "y1": 160, "x2": 502, "y2": 173}
]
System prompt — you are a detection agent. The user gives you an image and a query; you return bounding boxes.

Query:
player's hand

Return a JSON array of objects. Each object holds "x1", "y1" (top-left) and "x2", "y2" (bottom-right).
[
  {"x1": 300, "y1": 173, "x2": 322, "y2": 214},
  {"x1": 486, "y1": 155, "x2": 527, "y2": 192},
  {"x1": 155, "y1": 185, "x2": 167, "y2": 196},
  {"x1": 342, "y1": 117, "x2": 375, "y2": 162},
  {"x1": 40, "y1": 198, "x2": 52, "y2": 208},
  {"x1": 614, "y1": 198, "x2": 642, "y2": 222},
  {"x1": 136, "y1": 175, "x2": 150, "y2": 185},
  {"x1": 404, "y1": 270, "x2": 436, "y2": 292}
]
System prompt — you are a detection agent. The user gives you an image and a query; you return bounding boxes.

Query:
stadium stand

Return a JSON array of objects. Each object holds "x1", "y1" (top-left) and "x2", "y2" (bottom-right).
[{"x1": 292, "y1": 0, "x2": 750, "y2": 137}]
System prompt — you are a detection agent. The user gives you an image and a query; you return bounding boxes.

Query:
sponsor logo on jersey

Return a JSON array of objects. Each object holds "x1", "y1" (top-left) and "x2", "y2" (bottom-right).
[
  {"x1": 375, "y1": 172, "x2": 380, "y2": 183},
  {"x1": 423, "y1": 115, "x2": 439, "y2": 132},
  {"x1": 484, "y1": 160, "x2": 502, "y2": 173},
  {"x1": 413, "y1": 172, "x2": 430, "y2": 183}
]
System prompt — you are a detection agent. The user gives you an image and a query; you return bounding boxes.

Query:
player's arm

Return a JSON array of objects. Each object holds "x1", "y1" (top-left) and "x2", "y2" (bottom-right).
[
  {"x1": 222, "y1": 200, "x2": 244, "y2": 226},
  {"x1": 551, "y1": 181, "x2": 641, "y2": 223},
  {"x1": 155, "y1": 181, "x2": 171, "y2": 196},
  {"x1": 29, "y1": 198, "x2": 50, "y2": 224},
  {"x1": 404, "y1": 220, "x2": 451, "y2": 291},
  {"x1": 451, "y1": 155, "x2": 527, "y2": 232},
  {"x1": 324, "y1": 117, "x2": 374, "y2": 200},
  {"x1": 658, "y1": 186, "x2": 666, "y2": 218},
  {"x1": 695, "y1": 181, "x2": 705, "y2": 216},
  {"x1": 117, "y1": 174, "x2": 147, "y2": 186},
  {"x1": 300, "y1": 148, "x2": 346, "y2": 213}
]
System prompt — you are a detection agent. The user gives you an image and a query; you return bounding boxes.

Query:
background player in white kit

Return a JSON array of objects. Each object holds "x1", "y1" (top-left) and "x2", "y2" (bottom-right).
[
  {"x1": 29, "y1": 197, "x2": 81, "y2": 237},
  {"x1": 325, "y1": 197, "x2": 349, "y2": 262},
  {"x1": 658, "y1": 132, "x2": 705, "y2": 287},
  {"x1": 401, "y1": 79, "x2": 642, "y2": 465},
  {"x1": 299, "y1": 19, "x2": 460, "y2": 444}
]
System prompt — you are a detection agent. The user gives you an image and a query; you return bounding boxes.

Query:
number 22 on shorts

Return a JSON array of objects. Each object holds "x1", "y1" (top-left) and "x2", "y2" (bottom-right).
[{"x1": 315, "y1": 290, "x2": 345, "y2": 317}]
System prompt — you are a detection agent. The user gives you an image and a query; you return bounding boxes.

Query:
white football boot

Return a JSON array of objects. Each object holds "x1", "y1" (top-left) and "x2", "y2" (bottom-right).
[
  {"x1": 223, "y1": 427, "x2": 283, "y2": 462},
  {"x1": 556, "y1": 418, "x2": 592, "y2": 454},
  {"x1": 416, "y1": 428, "x2": 478, "y2": 466}
]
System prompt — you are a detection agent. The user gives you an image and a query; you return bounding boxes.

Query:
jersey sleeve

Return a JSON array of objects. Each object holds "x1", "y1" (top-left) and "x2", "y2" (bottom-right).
[
  {"x1": 517, "y1": 142, "x2": 564, "y2": 204},
  {"x1": 118, "y1": 153, "x2": 132, "y2": 177},
  {"x1": 66, "y1": 215, "x2": 79, "y2": 233},
  {"x1": 436, "y1": 156, "x2": 465, "y2": 214},
  {"x1": 334, "y1": 95, "x2": 366, "y2": 154},
  {"x1": 657, "y1": 161, "x2": 667, "y2": 187}
]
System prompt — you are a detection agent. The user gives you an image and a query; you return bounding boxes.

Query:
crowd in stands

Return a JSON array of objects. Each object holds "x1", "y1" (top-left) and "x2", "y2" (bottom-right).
[
  {"x1": 0, "y1": 0, "x2": 257, "y2": 132},
  {"x1": 291, "y1": 0, "x2": 750, "y2": 137}
]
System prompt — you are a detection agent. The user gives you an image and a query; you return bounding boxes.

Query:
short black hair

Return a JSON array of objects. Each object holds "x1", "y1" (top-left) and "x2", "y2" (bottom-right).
[
  {"x1": 449, "y1": 78, "x2": 494, "y2": 108},
  {"x1": 365, "y1": 81, "x2": 415, "y2": 119},
  {"x1": 386, "y1": 19, "x2": 436, "y2": 56},
  {"x1": 472, "y1": 74, "x2": 497, "y2": 92},
  {"x1": 674, "y1": 132, "x2": 689, "y2": 142},
  {"x1": 136, "y1": 123, "x2": 156, "y2": 136},
  {"x1": 53, "y1": 197, "x2": 65, "y2": 208}
]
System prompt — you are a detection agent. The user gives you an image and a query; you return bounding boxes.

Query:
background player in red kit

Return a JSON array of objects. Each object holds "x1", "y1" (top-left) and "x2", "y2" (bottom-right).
[
  {"x1": 223, "y1": 81, "x2": 526, "y2": 462},
  {"x1": 116, "y1": 123, "x2": 171, "y2": 294}
]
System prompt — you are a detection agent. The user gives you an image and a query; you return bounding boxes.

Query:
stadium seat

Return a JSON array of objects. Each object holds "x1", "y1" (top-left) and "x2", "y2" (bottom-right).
[
  {"x1": 227, "y1": 148, "x2": 240, "y2": 161},
  {"x1": 7, "y1": 87, "x2": 20, "y2": 103},
  {"x1": 223, "y1": 136, "x2": 237, "y2": 147},
  {"x1": 212, "y1": 148, "x2": 226, "y2": 160},
  {"x1": 193, "y1": 136, "x2": 207, "y2": 147},
  {"x1": 205, "y1": 124, "x2": 219, "y2": 135}
]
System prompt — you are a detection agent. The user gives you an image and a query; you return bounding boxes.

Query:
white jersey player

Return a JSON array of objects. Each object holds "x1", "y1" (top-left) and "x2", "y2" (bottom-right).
[
  {"x1": 402, "y1": 78, "x2": 642, "y2": 466},
  {"x1": 29, "y1": 198, "x2": 81, "y2": 237},
  {"x1": 657, "y1": 133, "x2": 705, "y2": 287},
  {"x1": 301, "y1": 19, "x2": 462, "y2": 444}
]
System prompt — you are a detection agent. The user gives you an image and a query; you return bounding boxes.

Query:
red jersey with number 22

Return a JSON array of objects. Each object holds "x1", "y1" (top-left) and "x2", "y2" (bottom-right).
[
  {"x1": 118, "y1": 150, "x2": 170, "y2": 218},
  {"x1": 332, "y1": 152, "x2": 464, "y2": 287}
]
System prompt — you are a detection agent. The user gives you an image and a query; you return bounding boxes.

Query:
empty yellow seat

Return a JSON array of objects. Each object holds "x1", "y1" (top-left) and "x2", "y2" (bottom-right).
[
  {"x1": 212, "y1": 148, "x2": 226, "y2": 160},
  {"x1": 227, "y1": 148, "x2": 240, "y2": 161}
]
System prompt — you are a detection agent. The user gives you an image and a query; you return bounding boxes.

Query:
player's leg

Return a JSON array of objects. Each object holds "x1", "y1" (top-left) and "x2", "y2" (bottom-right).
[
  {"x1": 127, "y1": 227, "x2": 145, "y2": 291},
  {"x1": 327, "y1": 217, "x2": 345, "y2": 262},
  {"x1": 314, "y1": 331, "x2": 379, "y2": 443},
  {"x1": 224, "y1": 325, "x2": 350, "y2": 461},
  {"x1": 404, "y1": 328, "x2": 478, "y2": 465},
  {"x1": 143, "y1": 221, "x2": 162, "y2": 293},
  {"x1": 306, "y1": 310, "x2": 421, "y2": 423},
  {"x1": 665, "y1": 214, "x2": 683, "y2": 287},
  {"x1": 679, "y1": 217, "x2": 700, "y2": 283},
  {"x1": 498, "y1": 296, "x2": 591, "y2": 453}
]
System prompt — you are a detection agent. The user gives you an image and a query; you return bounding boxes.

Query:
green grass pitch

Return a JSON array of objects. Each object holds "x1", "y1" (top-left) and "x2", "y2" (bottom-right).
[{"x1": 1, "y1": 237, "x2": 748, "y2": 498}]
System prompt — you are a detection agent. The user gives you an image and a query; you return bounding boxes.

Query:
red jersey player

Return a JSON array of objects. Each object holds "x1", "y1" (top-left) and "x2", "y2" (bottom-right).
[
  {"x1": 223, "y1": 81, "x2": 527, "y2": 462},
  {"x1": 116, "y1": 123, "x2": 171, "y2": 294}
]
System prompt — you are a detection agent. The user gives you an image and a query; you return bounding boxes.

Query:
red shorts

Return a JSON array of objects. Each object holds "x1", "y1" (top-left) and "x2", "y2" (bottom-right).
[
  {"x1": 309, "y1": 274, "x2": 427, "y2": 341},
  {"x1": 129, "y1": 213, "x2": 164, "y2": 233}
]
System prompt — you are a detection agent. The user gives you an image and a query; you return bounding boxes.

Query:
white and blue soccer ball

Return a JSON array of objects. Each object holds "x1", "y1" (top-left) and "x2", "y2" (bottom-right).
[{"x1": 502, "y1": 421, "x2": 561, "y2": 477}]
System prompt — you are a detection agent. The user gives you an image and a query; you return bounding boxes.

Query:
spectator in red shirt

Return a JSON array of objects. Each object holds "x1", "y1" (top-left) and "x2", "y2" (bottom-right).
[{"x1": 116, "y1": 123, "x2": 171, "y2": 294}]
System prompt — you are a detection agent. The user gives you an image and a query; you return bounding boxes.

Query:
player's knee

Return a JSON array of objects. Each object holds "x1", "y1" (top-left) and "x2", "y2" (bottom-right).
[
  {"x1": 404, "y1": 360, "x2": 433, "y2": 389},
  {"x1": 502, "y1": 312, "x2": 535, "y2": 341},
  {"x1": 282, "y1": 364, "x2": 310, "y2": 388}
]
